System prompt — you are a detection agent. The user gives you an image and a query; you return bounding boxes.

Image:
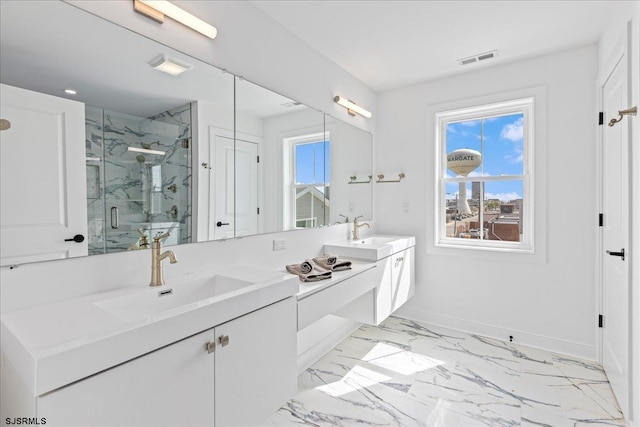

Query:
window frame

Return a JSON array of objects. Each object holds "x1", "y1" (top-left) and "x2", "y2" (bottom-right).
[{"x1": 434, "y1": 97, "x2": 535, "y2": 253}]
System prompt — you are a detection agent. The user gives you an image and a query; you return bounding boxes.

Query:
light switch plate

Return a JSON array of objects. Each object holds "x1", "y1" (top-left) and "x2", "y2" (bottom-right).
[{"x1": 273, "y1": 239, "x2": 286, "y2": 251}]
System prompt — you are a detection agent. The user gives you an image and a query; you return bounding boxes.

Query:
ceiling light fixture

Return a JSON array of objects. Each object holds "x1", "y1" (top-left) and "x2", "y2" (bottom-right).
[
  {"x1": 128, "y1": 146, "x2": 166, "y2": 156},
  {"x1": 149, "y1": 54, "x2": 192, "y2": 76},
  {"x1": 64, "y1": 89, "x2": 77, "y2": 95},
  {"x1": 133, "y1": 0, "x2": 217, "y2": 39},
  {"x1": 333, "y1": 96, "x2": 372, "y2": 118}
]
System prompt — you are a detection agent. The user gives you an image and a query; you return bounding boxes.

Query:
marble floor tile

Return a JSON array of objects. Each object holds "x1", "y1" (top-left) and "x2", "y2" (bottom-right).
[{"x1": 264, "y1": 316, "x2": 625, "y2": 427}]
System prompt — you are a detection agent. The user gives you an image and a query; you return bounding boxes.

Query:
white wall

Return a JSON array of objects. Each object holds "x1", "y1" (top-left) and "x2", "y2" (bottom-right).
[
  {"x1": 376, "y1": 45, "x2": 599, "y2": 358},
  {"x1": 598, "y1": 3, "x2": 640, "y2": 425}
]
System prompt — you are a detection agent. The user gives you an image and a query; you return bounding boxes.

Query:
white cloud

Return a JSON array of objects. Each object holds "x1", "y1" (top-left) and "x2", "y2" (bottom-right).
[{"x1": 500, "y1": 117, "x2": 524, "y2": 142}]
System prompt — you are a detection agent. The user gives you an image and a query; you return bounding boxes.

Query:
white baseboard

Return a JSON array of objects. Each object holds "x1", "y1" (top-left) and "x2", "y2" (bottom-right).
[
  {"x1": 397, "y1": 307, "x2": 596, "y2": 361},
  {"x1": 296, "y1": 320, "x2": 361, "y2": 375}
]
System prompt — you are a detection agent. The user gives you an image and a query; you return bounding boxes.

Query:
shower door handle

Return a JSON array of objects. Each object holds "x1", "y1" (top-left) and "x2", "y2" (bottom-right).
[{"x1": 111, "y1": 207, "x2": 119, "y2": 229}]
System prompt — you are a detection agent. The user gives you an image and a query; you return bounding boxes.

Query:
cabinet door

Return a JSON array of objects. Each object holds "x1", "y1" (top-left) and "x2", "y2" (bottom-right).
[
  {"x1": 38, "y1": 328, "x2": 217, "y2": 426},
  {"x1": 215, "y1": 297, "x2": 297, "y2": 426},
  {"x1": 391, "y1": 247, "x2": 415, "y2": 312},
  {"x1": 375, "y1": 257, "x2": 393, "y2": 324}
]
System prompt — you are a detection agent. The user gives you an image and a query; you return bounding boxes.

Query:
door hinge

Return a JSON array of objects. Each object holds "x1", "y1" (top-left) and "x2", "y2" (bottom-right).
[
  {"x1": 257, "y1": 155, "x2": 260, "y2": 163},
  {"x1": 598, "y1": 112, "x2": 604, "y2": 125},
  {"x1": 257, "y1": 207, "x2": 260, "y2": 214},
  {"x1": 598, "y1": 314, "x2": 603, "y2": 328},
  {"x1": 599, "y1": 213, "x2": 603, "y2": 227}
]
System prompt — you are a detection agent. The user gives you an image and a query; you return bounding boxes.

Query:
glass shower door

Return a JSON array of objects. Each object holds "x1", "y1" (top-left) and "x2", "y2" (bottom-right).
[{"x1": 101, "y1": 108, "x2": 190, "y2": 253}]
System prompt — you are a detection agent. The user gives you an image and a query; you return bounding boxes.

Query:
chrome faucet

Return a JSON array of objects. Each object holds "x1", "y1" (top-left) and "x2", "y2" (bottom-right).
[
  {"x1": 352, "y1": 216, "x2": 370, "y2": 240},
  {"x1": 149, "y1": 231, "x2": 177, "y2": 287}
]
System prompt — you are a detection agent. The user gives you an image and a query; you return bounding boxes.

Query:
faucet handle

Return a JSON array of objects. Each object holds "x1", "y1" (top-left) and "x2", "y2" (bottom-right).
[
  {"x1": 338, "y1": 214, "x2": 350, "y2": 223},
  {"x1": 153, "y1": 231, "x2": 171, "y2": 242}
]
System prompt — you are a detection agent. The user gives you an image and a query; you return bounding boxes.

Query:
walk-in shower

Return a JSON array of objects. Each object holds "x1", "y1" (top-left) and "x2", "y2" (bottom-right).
[{"x1": 85, "y1": 105, "x2": 192, "y2": 255}]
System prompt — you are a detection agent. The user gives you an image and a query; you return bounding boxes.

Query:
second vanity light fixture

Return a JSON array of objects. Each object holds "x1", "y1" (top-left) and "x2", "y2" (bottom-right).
[
  {"x1": 133, "y1": 0, "x2": 217, "y2": 39},
  {"x1": 334, "y1": 96, "x2": 372, "y2": 118}
]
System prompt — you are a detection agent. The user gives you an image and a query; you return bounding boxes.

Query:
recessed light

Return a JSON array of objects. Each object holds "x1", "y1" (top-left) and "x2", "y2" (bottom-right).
[
  {"x1": 64, "y1": 89, "x2": 77, "y2": 95},
  {"x1": 148, "y1": 54, "x2": 192, "y2": 76}
]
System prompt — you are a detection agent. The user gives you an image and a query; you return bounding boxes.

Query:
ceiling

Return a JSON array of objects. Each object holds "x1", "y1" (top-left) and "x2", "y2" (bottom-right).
[{"x1": 252, "y1": 1, "x2": 621, "y2": 92}]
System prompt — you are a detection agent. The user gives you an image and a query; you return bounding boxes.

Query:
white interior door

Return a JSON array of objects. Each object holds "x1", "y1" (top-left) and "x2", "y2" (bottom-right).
[
  {"x1": 210, "y1": 130, "x2": 235, "y2": 240},
  {"x1": 234, "y1": 139, "x2": 258, "y2": 237},
  {"x1": 600, "y1": 52, "x2": 630, "y2": 417},
  {"x1": 0, "y1": 84, "x2": 87, "y2": 265}
]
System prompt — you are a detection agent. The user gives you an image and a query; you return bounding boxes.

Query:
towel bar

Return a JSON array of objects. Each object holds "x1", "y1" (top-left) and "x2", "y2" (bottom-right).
[
  {"x1": 376, "y1": 173, "x2": 405, "y2": 183},
  {"x1": 349, "y1": 175, "x2": 372, "y2": 184}
]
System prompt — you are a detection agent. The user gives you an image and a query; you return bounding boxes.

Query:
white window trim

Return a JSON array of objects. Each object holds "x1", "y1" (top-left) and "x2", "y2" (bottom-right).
[{"x1": 428, "y1": 86, "x2": 547, "y2": 262}]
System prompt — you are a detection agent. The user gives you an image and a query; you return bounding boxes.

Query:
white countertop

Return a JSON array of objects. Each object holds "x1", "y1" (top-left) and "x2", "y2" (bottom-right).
[
  {"x1": 295, "y1": 260, "x2": 377, "y2": 300},
  {"x1": 1, "y1": 265, "x2": 298, "y2": 397}
]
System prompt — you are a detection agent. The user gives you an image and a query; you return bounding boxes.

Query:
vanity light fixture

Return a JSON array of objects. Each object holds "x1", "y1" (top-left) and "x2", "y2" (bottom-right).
[
  {"x1": 333, "y1": 96, "x2": 372, "y2": 118},
  {"x1": 148, "y1": 54, "x2": 192, "y2": 76},
  {"x1": 133, "y1": 0, "x2": 217, "y2": 40},
  {"x1": 128, "y1": 146, "x2": 166, "y2": 156}
]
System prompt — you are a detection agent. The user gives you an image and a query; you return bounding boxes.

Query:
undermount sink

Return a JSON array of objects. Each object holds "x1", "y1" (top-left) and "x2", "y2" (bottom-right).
[
  {"x1": 324, "y1": 234, "x2": 416, "y2": 261},
  {"x1": 95, "y1": 275, "x2": 254, "y2": 321}
]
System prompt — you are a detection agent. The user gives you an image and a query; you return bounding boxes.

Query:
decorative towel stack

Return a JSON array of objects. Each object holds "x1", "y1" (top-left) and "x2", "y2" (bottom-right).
[{"x1": 286, "y1": 254, "x2": 352, "y2": 282}]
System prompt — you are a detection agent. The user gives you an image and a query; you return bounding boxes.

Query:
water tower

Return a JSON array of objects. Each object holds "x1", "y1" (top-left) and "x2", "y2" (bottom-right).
[{"x1": 447, "y1": 148, "x2": 482, "y2": 215}]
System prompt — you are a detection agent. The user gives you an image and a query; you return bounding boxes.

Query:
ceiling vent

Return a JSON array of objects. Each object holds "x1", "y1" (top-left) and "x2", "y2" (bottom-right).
[{"x1": 458, "y1": 50, "x2": 498, "y2": 66}]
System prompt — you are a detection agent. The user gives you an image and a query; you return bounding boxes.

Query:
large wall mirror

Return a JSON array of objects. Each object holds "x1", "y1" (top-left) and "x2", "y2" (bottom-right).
[{"x1": 0, "y1": 0, "x2": 372, "y2": 267}]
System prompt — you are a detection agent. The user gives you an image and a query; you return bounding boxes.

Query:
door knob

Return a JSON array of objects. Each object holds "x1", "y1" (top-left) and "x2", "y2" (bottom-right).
[
  {"x1": 64, "y1": 234, "x2": 85, "y2": 243},
  {"x1": 216, "y1": 221, "x2": 229, "y2": 227},
  {"x1": 606, "y1": 249, "x2": 625, "y2": 261}
]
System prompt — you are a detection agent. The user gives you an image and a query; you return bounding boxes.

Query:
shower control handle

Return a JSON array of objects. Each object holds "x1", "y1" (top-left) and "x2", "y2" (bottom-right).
[
  {"x1": 64, "y1": 234, "x2": 85, "y2": 243},
  {"x1": 216, "y1": 221, "x2": 229, "y2": 227},
  {"x1": 111, "y1": 207, "x2": 119, "y2": 229}
]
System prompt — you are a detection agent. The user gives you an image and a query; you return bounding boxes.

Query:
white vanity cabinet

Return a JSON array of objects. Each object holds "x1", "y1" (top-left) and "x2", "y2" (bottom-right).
[
  {"x1": 335, "y1": 246, "x2": 415, "y2": 326},
  {"x1": 35, "y1": 297, "x2": 296, "y2": 426}
]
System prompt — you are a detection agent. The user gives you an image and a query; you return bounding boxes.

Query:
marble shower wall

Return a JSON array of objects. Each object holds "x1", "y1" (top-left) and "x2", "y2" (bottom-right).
[
  {"x1": 85, "y1": 106, "x2": 105, "y2": 255},
  {"x1": 85, "y1": 104, "x2": 191, "y2": 254}
]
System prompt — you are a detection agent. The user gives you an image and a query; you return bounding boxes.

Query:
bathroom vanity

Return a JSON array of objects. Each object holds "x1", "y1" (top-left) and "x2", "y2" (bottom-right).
[
  {"x1": 326, "y1": 235, "x2": 416, "y2": 325},
  {"x1": 1, "y1": 266, "x2": 298, "y2": 426}
]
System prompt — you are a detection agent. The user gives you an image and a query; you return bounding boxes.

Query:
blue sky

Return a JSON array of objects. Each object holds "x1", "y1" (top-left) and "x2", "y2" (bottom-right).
[
  {"x1": 295, "y1": 141, "x2": 331, "y2": 185},
  {"x1": 445, "y1": 113, "x2": 524, "y2": 201}
]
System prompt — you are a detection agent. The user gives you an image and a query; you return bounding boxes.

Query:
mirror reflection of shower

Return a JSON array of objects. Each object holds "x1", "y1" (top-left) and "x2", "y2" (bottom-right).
[{"x1": 85, "y1": 105, "x2": 192, "y2": 255}]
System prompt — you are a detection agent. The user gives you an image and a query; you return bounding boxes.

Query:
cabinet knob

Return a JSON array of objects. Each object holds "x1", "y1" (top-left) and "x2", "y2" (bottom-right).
[
  {"x1": 218, "y1": 335, "x2": 230, "y2": 347},
  {"x1": 206, "y1": 341, "x2": 216, "y2": 354}
]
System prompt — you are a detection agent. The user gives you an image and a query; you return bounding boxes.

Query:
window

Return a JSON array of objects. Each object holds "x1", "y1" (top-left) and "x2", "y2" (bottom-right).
[
  {"x1": 284, "y1": 133, "x2": 330, "y2": 229},
  {"x1": 435, "y1": 97, "x2": 534, "y2": 252}
]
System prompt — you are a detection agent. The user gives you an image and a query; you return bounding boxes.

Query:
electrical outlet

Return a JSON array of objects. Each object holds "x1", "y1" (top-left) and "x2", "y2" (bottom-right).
[
  {"x1": 348, "y1": 201, "x2": 355, "y2": 212},
  {"x1": 402, "y1": 202, "x2": 410, "y2": 213},
  {"x1": 273, "y1": 239, "x2": 286, "y2": 251}
]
